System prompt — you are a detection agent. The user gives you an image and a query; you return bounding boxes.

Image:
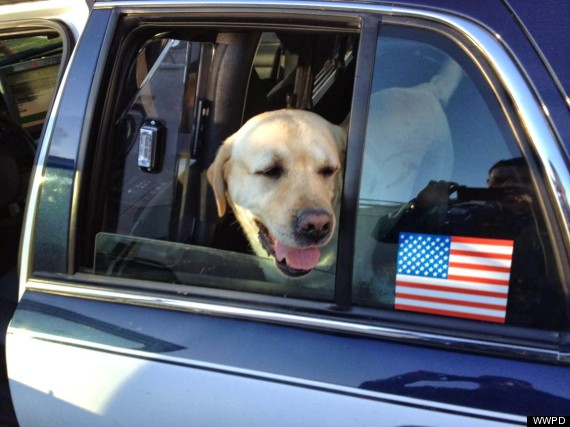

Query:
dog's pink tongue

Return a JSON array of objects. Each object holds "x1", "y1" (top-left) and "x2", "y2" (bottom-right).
[{"x1": 274, "y1": 241, "x2": 320, "y2": 270}]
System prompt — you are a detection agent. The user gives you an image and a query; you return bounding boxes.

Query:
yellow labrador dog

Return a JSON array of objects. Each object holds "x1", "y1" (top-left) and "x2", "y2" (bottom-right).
[
  {"x1": 207, "y1": 58, "x2": 461, "y2": 280},
  {"x1": 207, "y1": 109, "x2": 346, "y2": 278}
]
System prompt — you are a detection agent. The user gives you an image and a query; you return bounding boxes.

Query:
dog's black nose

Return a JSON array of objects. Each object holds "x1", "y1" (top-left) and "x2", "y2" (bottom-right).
[{"x1": 295, "y1": 209, "x2": 333, "y2": 244}]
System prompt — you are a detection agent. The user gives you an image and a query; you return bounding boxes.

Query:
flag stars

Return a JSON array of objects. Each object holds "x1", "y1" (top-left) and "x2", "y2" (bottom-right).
[{"x1": 397, "y1": 232, "x2": 451, "y2": 279}]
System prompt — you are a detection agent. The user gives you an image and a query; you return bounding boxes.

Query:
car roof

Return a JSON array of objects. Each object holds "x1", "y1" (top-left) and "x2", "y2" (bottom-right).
[{"x1": 91, "y1": 0, "x2": 568, "y2": 96}]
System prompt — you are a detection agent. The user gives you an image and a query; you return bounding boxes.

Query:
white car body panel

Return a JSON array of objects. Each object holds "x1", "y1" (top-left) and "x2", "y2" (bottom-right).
[
  {"x1": 7, "y1": 331, "x2": 525, "y2": 426},
  {"x1": 0, "y1": 0, "x2": 88, "y2": 38}
]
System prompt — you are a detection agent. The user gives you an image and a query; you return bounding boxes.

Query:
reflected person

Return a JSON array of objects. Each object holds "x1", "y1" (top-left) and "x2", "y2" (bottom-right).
[{"x1": 373, "y1": 157, "x2": 566, "y2": 328}]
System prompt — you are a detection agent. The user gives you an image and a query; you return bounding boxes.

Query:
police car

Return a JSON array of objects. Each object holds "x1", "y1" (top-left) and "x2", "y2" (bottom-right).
[{"x1": 1, "y1": 0, "x2": 569, "y2": 425}]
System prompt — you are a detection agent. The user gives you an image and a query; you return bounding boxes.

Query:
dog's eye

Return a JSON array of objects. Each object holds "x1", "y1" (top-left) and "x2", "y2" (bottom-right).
[
  {"x1": 319, "y1": 166, "x2": 337, "y2": 177},
  {"x1": 257, "y1": 165, "x2": 284, "y2": 178}
]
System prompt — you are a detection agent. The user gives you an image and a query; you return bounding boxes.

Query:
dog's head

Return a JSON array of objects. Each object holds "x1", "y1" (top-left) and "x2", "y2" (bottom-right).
[{"x1": 207, "y1": 109, "x2": 346, "y2": 278}]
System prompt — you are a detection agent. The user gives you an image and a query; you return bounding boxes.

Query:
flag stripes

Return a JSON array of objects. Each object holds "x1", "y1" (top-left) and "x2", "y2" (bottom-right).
[
  {"x1": 394, "y1": 304, "x2": 507, "y2": 324},
  {"x1": 395, "y1": 232, "x2": 514, "y2": 323}
]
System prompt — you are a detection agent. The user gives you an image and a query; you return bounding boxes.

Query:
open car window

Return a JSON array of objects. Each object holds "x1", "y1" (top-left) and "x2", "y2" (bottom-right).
[{"x1": 86, "y1": 22, "x2": 356, "y2": 301}]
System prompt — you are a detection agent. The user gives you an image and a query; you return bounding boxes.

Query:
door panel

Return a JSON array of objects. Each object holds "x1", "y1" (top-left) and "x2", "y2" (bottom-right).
[{"x1": 9, "y1": 290, "x2": 570, "y2": 423}]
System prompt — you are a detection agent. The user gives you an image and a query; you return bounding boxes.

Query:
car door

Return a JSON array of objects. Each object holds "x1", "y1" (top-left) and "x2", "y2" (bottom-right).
[
  {"x1": 6, "y1": 1, "x2": 570, "y2": 426},
  {"x1": 0, "y1": 1, "x2": 88, "y2": 423}
]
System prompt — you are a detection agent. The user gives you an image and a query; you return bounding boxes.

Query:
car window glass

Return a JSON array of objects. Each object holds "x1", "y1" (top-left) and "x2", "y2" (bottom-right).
[
  {"x1": 92, "y1": 27, "x2": 356, "y2": 301},
  {"x1": 0, "y1": 33, "x2": 63, "y2": 137},
  {"x1": 353, "y1": 25, "x2": 566, "y2": 330}
]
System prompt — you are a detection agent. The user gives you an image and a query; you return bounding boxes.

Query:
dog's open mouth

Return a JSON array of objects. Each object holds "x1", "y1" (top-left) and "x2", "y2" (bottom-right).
[{"x1": 256, "y1": 221, "x2": 320, "y2": 277}]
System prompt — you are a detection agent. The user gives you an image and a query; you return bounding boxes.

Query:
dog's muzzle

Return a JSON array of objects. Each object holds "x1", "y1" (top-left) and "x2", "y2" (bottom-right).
[{"x1": 255, "y1": 209, "x2": 333, "y2": 278}]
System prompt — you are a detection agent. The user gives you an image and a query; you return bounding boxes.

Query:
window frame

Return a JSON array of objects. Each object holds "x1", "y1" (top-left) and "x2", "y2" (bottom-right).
[
  {"x1": 338, "y1": 14, "x2": 570, "y2": 357},
  {"x1": 349, "y1": 17, "x2": 570, "y2": 328},
  {"x1": 27, "y1": 3, "x2": 570, "y2": 364},
  {"x1": 79, "y1": 10, "x2": 362, "y2": 292}
]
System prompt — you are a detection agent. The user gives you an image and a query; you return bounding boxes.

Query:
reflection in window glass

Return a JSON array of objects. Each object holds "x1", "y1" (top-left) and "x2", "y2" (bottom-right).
[
  {"x1": 0, "y1": 34, "x2": 61, "y2": 58},
  {"x1": 105, "y1": 39, "x2": 200, "y2": 241},
  {"x1": 0, "y1": 33, "x2": 63, "y2": 135},
  {"x1": 353, "y1": 26, "x2": 566, "y2": 329}
]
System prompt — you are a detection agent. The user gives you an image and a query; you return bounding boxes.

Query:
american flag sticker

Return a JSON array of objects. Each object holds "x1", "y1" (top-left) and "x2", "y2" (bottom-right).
[{"x1": 395, "y1": 232, "x2": 514, "y2": 323}]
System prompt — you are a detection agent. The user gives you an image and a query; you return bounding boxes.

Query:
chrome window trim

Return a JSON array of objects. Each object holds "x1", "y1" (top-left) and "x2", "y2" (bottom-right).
[{"x1": 25, "y1": 280, "x2": 570, "y2": 364}]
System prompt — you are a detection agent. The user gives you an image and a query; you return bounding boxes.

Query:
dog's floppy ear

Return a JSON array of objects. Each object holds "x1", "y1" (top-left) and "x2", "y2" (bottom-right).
[
  {"x1": 207, "y1": 138, "x2": 233, "y2": 217},
  {"x1": 330, "y1": 121, "x2": 347, "y2": 209},
  {"x1": 331, "y1": 121, "x2": 347, "y2": 162}
]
